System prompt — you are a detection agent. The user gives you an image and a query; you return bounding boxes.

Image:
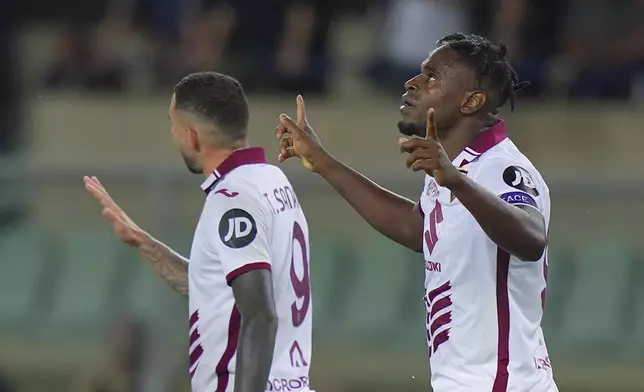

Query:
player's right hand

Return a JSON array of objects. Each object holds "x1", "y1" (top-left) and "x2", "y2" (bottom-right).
[
  {"x1": 276, "y1": 95, "x2": 327, "y2": 172},
  {"x1": 83, "y1": 176, "x2": 146, "y2": 248}
]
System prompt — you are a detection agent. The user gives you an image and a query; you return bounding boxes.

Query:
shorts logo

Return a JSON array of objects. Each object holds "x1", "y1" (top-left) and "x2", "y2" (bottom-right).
[
  {"x1": 503, "y1": 165, "x2": 539, "y2": 196},
  {"x1": 218, "y1": 209, "x2": 257, "y2": 248}
]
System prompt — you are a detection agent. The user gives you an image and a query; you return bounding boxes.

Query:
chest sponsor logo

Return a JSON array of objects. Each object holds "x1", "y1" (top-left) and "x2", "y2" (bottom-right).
[{"x1": 425, "y1": 260, "x2": 442, "y2": 273}]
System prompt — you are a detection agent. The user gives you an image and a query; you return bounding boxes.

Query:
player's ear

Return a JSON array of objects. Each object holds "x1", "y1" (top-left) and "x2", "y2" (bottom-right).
[
  {"x1": 461, "y1": 91, "x2": 486, "y2": 115},
  {"x1": 185, "y1": 126, "x2": 200, "y2": 152}
]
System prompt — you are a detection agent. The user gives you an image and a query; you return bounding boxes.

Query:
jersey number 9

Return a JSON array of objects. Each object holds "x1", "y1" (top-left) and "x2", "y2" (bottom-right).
[{"x1": 290, "y1": 221, "x2": 310, "y2": 327}]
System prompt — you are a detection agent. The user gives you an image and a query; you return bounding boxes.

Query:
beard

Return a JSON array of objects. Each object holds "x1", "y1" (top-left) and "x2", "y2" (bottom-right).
[
  {"x1": 181, "y1": 152, "x2": 202, "y2": 174},
  {"x1": 397, "y1": 120, "x2": 426, "y2": 138}
]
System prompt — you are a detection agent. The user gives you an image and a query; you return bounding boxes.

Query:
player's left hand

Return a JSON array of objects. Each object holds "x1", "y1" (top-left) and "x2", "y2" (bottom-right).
[{"x1": 399, "y1": 108, "x2": 463, "y2": 189}]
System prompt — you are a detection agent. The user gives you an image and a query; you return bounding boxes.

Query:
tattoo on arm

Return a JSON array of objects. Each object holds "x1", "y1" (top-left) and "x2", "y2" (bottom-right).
[{"x1": 138, "y1": 235, "x2": 189, "y2": 297}]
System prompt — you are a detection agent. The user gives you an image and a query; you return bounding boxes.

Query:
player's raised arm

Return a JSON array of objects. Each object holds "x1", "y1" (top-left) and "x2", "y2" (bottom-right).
[
  {"x1": 276, "y1": 96, "x2": 424, "y2": 252},
  {"x1": 401, "y1": 109, "x2": 547, "y2": 261},
  {"x1": 83, "y1": 176, "x2": 190, "y2": 297},
  {"x1": 207, "y1": 193, "x2": 278, "y2": 392}
]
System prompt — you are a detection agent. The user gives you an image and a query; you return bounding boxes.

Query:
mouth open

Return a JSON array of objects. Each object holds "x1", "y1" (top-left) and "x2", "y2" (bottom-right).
[{"x1": 402, "y1": 97, "x2": 414, "y2": 108}]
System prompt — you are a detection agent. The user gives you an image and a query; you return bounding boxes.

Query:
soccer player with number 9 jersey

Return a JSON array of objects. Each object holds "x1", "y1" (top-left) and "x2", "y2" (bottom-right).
[
  {"x1": 277, "y1": 34, "x2": 558, "y2": 392},
  {"x1": 85, "y1": 72, "x2": 313, "y2": 392}
]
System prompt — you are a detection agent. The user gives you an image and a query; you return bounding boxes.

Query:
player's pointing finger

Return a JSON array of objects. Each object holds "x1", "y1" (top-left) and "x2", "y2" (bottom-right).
[
  {"x1": 425, "y1": 108, "x2": 439, "y2": 142},
  {"x1": 296, "y1": 95, "x2": 307, "y2": 126}
]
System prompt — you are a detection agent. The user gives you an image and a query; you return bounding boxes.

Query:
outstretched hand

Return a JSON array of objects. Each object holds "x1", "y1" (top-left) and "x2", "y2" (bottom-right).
[
  {"x1": 275, "y1": 95, "x2": 326, "y2": 172},
  {"x1": 83, "y1": 176, "x2": 145, "y2": 247},
  {"x1": 398, "y1": 108, "x2": 463, "y2": 189}
]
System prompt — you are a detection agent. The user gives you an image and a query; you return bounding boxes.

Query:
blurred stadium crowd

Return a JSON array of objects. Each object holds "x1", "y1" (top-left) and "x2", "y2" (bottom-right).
[{"x1": 4, "y1": 0, "x2": 644, "y2": 99}]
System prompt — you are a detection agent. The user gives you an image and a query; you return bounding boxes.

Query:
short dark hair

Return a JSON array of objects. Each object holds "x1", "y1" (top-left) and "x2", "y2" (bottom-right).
[
  {"x1": 174, "y1": 72, "x2": 249, "y2": 144},
  {"x1": 437, "y1": 33, "x2": 530, "y2": 113}
]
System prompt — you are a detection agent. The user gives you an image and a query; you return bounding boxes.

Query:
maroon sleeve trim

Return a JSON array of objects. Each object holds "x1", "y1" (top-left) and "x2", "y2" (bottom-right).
[{"x1": 226, "y1": 262, "x2": 272, "y2": 285}]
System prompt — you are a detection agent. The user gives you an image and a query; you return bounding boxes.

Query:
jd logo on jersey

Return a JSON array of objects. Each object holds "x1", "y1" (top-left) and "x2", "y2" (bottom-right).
[
  {"x1": 219, "y1": 209, "x2": 257, "y2": 248},
  {"x1": 503, "y1": 166, "x2": 539, "y2": 196}
]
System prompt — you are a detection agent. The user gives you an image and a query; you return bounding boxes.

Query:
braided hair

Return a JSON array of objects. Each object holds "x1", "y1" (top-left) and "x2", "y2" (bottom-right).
[{"x1": 437, "y1": 33, "x2": 530, "y2": 113}]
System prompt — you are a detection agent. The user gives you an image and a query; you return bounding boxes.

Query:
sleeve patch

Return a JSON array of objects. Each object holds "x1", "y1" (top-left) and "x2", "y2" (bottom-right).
[
  {"x1": 218, "y1": 208, "x2": 258, "y2": 248},
  {"x1": 502, "y1": 166, "x2": 539, "y2": 196},
  {"x1": 500, "y1": 191, "x2": 537, "y2": 208}
]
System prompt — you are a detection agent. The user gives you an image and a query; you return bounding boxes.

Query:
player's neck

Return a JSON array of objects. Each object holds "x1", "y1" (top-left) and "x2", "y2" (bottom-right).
[
  {"x1": 200, "y1": 143, "x2": 250, "y2": 177},
  {"x1": 442, "y1": 117, "x2": 495, "y2": 160},
  {"x1": 441, "y1": 131, "x2": 474, "y2": 161}
]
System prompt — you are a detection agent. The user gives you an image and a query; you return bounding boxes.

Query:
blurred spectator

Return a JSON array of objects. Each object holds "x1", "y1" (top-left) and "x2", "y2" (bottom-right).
[
  {"x1": 44, "y1": 0, "x2": 190, "y2": 92},
  {"x1": 471, "y1": 0, "x2": 566, "y2": 98},
  {"x1": 0, "y1": 0, "x2": 20, "y2": 153},
  {"x1": 556, "y1": 0, "x2": 644, "y2": 100},
  {"x1": 366, "y1": 0, "x2": 471, "y2": 95},
  {"x1": 199, "y1": 0, "x2": 337, "y2": 95},
  {"x1": 174, "y1": 1, "x2": 235, "y2": 81},
  {"x1": 73, "y1": 317, "x2": 147, "y2": 392},
  {"x1": 44, "y1": 24, "x2": 128, "y2": 91},
  {"x1": 43, "y1": 0, "x2": 338, "y2": 94},
  {"x1": 0, "y1": 0, "x2": 26, "y2": 229}
]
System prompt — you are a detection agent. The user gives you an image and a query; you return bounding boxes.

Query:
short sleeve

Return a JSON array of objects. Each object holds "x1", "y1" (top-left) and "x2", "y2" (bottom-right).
[
  {"x1": 204, "y1": 191, "x2": 272, "y2": 285},
  {"x1": 473, "y1": 159, "x2": 545, "y2": 213}
]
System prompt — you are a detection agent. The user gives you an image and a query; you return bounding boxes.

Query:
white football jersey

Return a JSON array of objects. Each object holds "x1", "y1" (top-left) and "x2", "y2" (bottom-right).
[
  {"x1": 188, "y1": 148, "x2": 313, "y2": 392},
  {"x1": 418, "y1": 121, "x2": 558, "y2": 392}
]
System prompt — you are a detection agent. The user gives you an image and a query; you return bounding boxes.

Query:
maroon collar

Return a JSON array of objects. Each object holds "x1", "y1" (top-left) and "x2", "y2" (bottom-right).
[
  {"x1": 452, "y1": 119, "x2": 508, "y2": 167},
  {"x1": 201, "y1": 147, "x2": 267, "y2": 194}
]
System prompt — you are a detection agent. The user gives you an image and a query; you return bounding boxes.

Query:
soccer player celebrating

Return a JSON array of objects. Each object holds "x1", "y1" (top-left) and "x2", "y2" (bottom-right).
[
  {"x1": 85, "y1": 72, "x2": 314, "y2": 392},
  {"x1": 277, "y1": 34, "x2": 557, "y2": 391}
]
